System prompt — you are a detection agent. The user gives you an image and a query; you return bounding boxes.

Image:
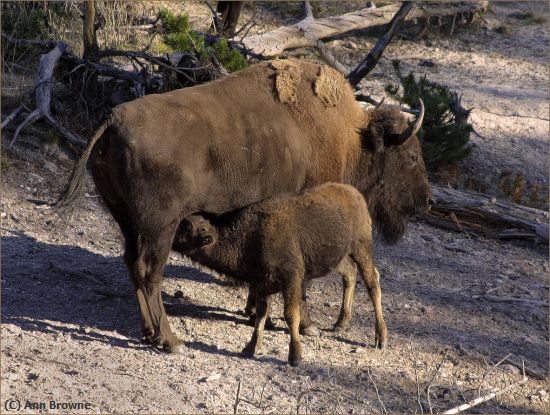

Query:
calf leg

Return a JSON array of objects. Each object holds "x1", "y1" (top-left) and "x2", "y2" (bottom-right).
[
  {"x1": 242, "y1": 293, "x2": 271, "y2": 357},
  {"x1": 299, "y1": 280, "x2": 320, "y2": 337},
  {"x1": 283, "y1": 275, "x2": 303, "y2": 367},
  {"x1": 352, "y1": 247, "x2": 387, "y2": 349},
  {"x1": 333, "y1": 256, "x2": 357, "y2": 332},
  {"x1": 244, "y1": 285, "x2": 276, "y2": 330}
]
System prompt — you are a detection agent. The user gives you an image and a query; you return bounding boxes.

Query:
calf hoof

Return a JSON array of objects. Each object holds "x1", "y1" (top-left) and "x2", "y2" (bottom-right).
[
  {"x1": 300, "y1": 324, "x2": 320, "y2": 337},
  {"x1": 241, "y1": 344, "x2": 256, "y2": 358},
  {"x1": 332, "y1": 323, "x2": 349, "y2": 333},
  {"x1": 166, "y1": 342, "x2": 185, "y2": 354},
  {"x1": 289, "y1": 356, "x2": 302, "y2": 367},
  {"x1": 375, "y1": 339, "x2": 386, "y2": 350}
]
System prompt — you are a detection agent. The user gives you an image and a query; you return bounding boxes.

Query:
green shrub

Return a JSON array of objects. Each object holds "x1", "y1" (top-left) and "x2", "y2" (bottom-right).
[
  {"x1": 157, "y1": 8, "x2": 247, "y2": 72},
  {"x1": 385, "y1": 61, "x2": 473, "y2": 167}
]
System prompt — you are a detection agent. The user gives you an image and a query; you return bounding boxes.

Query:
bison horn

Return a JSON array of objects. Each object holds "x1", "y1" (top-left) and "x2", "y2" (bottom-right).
[{"x1": 397, "y1": 99, "x2": 425, "y2": 144}]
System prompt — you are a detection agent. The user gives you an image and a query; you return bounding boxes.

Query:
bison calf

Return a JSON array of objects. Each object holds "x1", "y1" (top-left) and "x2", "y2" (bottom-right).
[{"x1": 174, "y1": 183, "x2": 386, "y2": 366}]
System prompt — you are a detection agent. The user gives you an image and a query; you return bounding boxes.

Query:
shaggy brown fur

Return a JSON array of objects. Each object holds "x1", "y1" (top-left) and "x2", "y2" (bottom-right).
[
  {"x1": 174, "y1": 183, "x2": 386, "y2": 366},
  {"x1": 57, "y1": 58, "x2": 431, "y2": 353}
]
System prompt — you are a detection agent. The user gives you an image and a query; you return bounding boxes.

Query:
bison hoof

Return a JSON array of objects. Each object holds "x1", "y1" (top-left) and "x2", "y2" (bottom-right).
[{"x1": 300, "y1": 325, "x2": 320, "y2": 337}]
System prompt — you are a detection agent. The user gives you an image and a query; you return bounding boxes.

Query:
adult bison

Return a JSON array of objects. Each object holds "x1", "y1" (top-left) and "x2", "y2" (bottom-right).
[{"x1": 57, "y1": 58, "x2": 432, "y2": 353}]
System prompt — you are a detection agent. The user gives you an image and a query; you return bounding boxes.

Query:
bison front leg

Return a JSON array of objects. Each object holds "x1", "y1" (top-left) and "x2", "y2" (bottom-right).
[
  {"x1": 132, "y1": 226, "x2": 184, "y2": 354},
  {"x1": 242, "y1": 292, "x2": 271, "y2": 357},
  {"x1": 333, "y1": 256, "x2": 357, "y2": 332}
]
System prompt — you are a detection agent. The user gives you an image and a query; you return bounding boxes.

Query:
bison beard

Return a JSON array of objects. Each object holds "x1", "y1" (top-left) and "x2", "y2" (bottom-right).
[{"x1": 372, "y1": 199, "x2": 407, "y2": 244}]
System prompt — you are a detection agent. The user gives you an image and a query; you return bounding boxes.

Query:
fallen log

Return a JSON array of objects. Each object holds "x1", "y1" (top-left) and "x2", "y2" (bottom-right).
[
  {"x1": 425, "y1": 184, "x2": 549, "y2": 243},
  {"x1": 242, "y1": 1, "x2": 488, "y2": 57}
]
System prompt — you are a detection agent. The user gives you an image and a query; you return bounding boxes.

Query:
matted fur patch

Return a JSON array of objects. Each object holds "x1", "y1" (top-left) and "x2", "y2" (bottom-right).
[
  {"x1": 314, "y1": 65, "x2": 344, "y2": 107},
  {"x1": 270, "y1": 59, "x2": 301, "y2": 105}
]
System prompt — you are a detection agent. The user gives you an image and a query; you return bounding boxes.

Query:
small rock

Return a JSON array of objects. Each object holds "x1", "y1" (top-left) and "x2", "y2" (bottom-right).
[
  {"x1": 0, "y1": 212, "x2": 6, "y2": 219},
  {"x1": 104, "y1": 361, "x2": 120, "y2": 370},
  {"x1": 344, "y1": 40, "x2": 357, "y2": 49},
  {"x1": 501, "y1": 364, "x2": 521, "y2": 376},
  {"x1": 27, "y1": 373, "x2": 39, "y2": 381},
  {"x1": 174, "y1": 290, "x2": 184, "y2": 299},
  {"x1": 200, "y1": 373, "x2": 221, "y2": 382},
  {"x1": 351, "y1": 347, "x2": 364, "y2": 354},
  {"x1": 10, "y1": 212, "x2": 20, "y2": 222},
  {"x1": 419, "y1": 59, "x2": 435, "y2": 68},
  {"x1": 77, "y1": 230, "x2": 85, "y2": 236},
  {"x1": 538, "y1": 389, "x2": 547, "y2": 397}
]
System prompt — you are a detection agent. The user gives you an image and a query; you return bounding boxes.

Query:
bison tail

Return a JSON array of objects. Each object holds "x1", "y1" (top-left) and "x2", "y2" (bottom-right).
[{"x1": 53, "y1": 116, "x2": 113, "y2": 219}]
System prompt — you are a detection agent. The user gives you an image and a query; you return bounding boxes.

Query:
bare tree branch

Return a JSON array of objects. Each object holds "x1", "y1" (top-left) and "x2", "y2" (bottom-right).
[{"x1": 347, "y1": 1, "x2": 415, "y2": 87}]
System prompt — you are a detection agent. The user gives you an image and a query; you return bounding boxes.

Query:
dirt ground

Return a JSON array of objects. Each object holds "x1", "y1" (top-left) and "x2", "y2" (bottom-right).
[{"x1": 1, "y1": 1, "x2": 548, "y2": 414}]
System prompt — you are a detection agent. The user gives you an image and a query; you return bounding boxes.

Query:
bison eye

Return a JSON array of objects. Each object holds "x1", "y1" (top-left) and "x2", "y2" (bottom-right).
[
  {"x1": 199, "y1": 226, "x2": 207, "y2": 233},
  {"x1": 410, "y1": 154, "x2": 418, "y2": 162}
]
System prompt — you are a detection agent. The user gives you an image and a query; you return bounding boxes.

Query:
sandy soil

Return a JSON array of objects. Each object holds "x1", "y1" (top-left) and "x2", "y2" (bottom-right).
[{"x1": 1, "y1": 1, "x2": 548, "y2": 414}]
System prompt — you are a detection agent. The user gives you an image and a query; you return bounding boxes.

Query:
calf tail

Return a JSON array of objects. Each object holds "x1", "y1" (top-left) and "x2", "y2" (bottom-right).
[{"x1": 54, "y1": 116, "x2": 113, "y2": 216}]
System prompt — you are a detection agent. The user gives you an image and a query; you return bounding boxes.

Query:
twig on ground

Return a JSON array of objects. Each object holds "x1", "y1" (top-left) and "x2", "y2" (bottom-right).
[
  {"x1": 407, "y1": 340, "x2": 424, "y2": 414},
  {"x1": 442, "y1": 361, "x2": 527, "y2": 414},
  {"x1": 233, "y1": 380, "x2": 242, "y2": 415},
  {"x1": 366, "y1": 367, "x2": 387, "y2": 415},
  {"x1": 477, "y1": 353, "x2": 512, "y2": 397},
  {"x1": 426, "y1": 349, "x2": 450, "y2": 414},
  {"x1": 482, "y1": 295, "x2": 548, "y2": 307}
]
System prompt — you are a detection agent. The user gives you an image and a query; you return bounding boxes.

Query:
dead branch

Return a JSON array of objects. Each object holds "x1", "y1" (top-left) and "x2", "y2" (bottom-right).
[
  {"x1": 366, "y1": 367, "x2": 387, "y2": 415},
  {"x1": 426, "y1": 349, "x2": 450, "y2": 414},
  {"x1": 315, "y1": 41, "x2": 349, "y2": 74},
  {"x1": 347, "y1": 1, "x2": 415, "y2": 87},
  {"x1": 477, "y1": 353, "x2": 512, "y2": 397},
  {"x1": 1, "y1": 103, "x2": 27, "y2": 130},
  {"x1": 242, "y1": 1, "x2": 488, "y2": 57},
  {"x1": 481, "y1": 295, "x2": 548, "y2": 307},
  {"x1": 442, "y1": 362, "x2": 527, "y2": 414},
  {"x1": 355, "y1": 93, "x2": 418, "y2": 114},
  {"x1": 7, "y1": 43, "x2": 86, "y2": 149},
  {"x1": 425, "y1": 185, "x2": 549, "y2": 244}
]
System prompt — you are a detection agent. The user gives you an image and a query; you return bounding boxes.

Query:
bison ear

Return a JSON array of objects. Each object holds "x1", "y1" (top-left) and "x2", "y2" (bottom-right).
[{"x1": 359, "y1": 122, "x2": 385, "y2": 153}]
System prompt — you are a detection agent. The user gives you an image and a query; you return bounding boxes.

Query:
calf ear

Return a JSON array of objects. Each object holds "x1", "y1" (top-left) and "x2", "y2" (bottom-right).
[{"x1": 359, "y1": 122, "x2": 385, "y2": 153}]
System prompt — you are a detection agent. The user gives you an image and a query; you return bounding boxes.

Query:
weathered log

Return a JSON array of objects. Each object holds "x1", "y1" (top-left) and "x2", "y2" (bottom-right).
[
  {"x1": 425, "y1": 185, "x2": 549, "y2": 243},
  {"x1": 242, "y1": 1, "x2": 488, "y2": 57}
]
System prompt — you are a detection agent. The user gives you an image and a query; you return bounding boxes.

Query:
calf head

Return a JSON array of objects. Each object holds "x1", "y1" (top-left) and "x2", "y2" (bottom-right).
[
  {"x1": 175, "y1": 214, "x2": 217, "y2": 251},
  {"x1": 361, "y1": 100, "x2": 433, "y2": 244}
]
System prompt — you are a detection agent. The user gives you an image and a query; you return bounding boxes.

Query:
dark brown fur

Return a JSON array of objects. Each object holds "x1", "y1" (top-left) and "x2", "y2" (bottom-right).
[
  {"x1": 175, "y1": 183, "x2": 386, "y2": 366},
  {"x1": 57, "y1": 59, "x2": 431, "y2": 353}
]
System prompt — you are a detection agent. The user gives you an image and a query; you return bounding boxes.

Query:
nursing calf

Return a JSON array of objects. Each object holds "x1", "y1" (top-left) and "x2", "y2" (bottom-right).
[{"x1": 174, "y1": 183, "x2": 386, "y2": 366}]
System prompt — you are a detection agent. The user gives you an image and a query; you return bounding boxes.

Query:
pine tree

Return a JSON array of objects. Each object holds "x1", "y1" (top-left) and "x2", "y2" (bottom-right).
[{"x1": 385, "y1": 61, "x2": 473, "y2": 168}]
